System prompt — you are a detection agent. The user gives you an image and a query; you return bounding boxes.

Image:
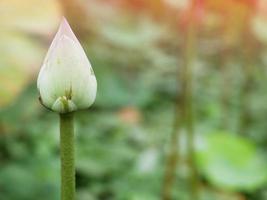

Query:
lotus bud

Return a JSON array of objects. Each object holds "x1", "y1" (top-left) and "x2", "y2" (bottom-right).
[{"x1": 37, "y1": 18, "x2": 97, "y2": 113}]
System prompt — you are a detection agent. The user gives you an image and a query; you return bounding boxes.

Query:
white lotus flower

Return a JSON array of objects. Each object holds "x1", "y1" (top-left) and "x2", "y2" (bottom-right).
[{"x1": 37, "y1": 18, "x2": 97, "y2": 113}]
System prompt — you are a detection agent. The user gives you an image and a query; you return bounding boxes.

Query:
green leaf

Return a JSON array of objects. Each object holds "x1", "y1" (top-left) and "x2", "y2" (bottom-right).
[{"x1": 197, "y1": 132, "x2": 267, "y2": 191}]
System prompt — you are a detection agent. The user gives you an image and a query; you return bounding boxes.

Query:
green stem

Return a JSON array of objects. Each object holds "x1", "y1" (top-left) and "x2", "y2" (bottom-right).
[
  {"x1": 60, "y1": 113, "x2": 75, "y2": 200},
  {"x1": 161, "y1": 102, "x2": 181, "y2": 200},
  {"x1": 239, "y1": 29, "x2": 254, "y2": 135},
  {"x1": 183, "y1": 1, "x2": 199, "y2": 199},
  {"x1": 219, "y1": 50, "x2": 230, "y2": 130}
]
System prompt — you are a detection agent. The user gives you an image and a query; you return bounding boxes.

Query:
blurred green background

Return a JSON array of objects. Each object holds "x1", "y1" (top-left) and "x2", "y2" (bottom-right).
[{"x1": 1, "y1": 0, "x2": 267, "y2": 199}]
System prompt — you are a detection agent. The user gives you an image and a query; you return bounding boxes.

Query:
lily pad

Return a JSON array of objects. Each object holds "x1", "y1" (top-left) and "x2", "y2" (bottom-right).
[{"x1": 197, "y1": 132, "x2": 267, "y2": 191}]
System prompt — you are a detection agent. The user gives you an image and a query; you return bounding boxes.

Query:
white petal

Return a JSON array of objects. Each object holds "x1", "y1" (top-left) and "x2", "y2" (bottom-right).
[{"x1": 37, "y1": 18, "x2": 97, "y2": 113}]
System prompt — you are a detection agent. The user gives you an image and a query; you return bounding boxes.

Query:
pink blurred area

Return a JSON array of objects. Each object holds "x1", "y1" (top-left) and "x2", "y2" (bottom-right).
[{"x1": 0, "y1": 0, "x2": 267, "y2": 107}]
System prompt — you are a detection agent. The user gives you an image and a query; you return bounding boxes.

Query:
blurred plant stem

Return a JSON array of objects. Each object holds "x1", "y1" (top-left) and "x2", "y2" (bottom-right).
[
  {"x1": 60, "y1": 113, "x2": 75, "y2": 200},
  {"x1": 219, "y1": 49, "x2": 231, "y2": 130},
  {"x1": 161, "y1": 97, "x2": 181, "y2": 200},
  {"x1": 183, "y1": 1, "x2": 199, "y2": 200},
  {"x1": 162, "y1": 1, "x2": 199, "y2": 200},
  {"x1": 239, "y1": 24, "x2": 255, "y2": 135}
]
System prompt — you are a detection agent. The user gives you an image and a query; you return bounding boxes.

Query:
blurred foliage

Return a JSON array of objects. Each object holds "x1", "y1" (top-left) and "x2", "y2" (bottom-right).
[
  {"x1": 0, "y1": 0, "x2": 60, "y2": 107},
  {"x1": 0, "y1": 0, "x2": 267, "y2": 200}
]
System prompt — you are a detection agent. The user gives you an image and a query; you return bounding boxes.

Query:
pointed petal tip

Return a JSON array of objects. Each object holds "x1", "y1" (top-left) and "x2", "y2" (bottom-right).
[
  {"x1": 59, "y1": 17, "x2": 72, "y2": 32},
  {"x1": 57, "y1": 16, "x2": 80, "y2": 43},
  {"x1": 61, "y1": 16, "x2": 69, "y2": 25}
]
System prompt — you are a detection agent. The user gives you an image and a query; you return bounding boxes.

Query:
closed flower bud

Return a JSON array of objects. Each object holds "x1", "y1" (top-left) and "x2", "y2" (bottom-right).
[{"x1": 37, "y1": 18, "x2": 97, "y2": 113}]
